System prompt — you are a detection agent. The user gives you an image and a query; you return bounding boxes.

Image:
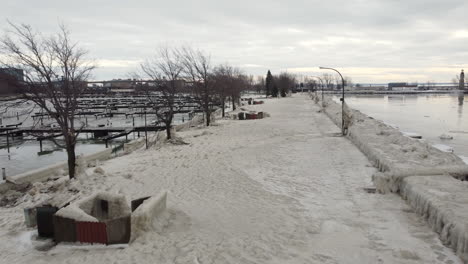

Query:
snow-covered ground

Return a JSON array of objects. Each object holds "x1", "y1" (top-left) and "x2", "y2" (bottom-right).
[{"x1": 0, "y1": 94, "x2": 461, "y2": 263}]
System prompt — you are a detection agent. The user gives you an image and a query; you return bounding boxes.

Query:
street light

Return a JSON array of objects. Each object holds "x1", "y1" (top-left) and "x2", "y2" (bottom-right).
[
  {"x1": 319, "y1": 66, "x2": 346, "y2": 135},
  {"x1": 310, "y1": 76, "x2": 324, "y2": 106}
]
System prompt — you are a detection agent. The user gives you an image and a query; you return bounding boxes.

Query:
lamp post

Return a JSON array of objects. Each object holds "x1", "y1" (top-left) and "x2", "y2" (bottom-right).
[
  {"x1": 310, "y1": 76, "x2": 324, "y2": 106},
  {"x1": 319, "y1": 66, "x2": 346, "y2": 135}
]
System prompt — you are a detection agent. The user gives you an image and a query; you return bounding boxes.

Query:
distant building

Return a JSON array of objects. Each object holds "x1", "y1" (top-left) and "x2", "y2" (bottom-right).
[
  {"x1": 353, "y1": 84, "x2": 386, "y2": 91},
  {"x1": 388, "y1": 82, "x2": 418, "y2": 91},
  {"x1": 460, "y1": 70, "x2": 465, "y2": 90},
  {"x1": 103, "y1": 79, "x2": 134, "y2": 89},
  {"x1": 102, "y1": 79, "x2": 136, "y2": 93},
  {"x1": 0, "y1": 68, "x2": 24, "y2": 95}
]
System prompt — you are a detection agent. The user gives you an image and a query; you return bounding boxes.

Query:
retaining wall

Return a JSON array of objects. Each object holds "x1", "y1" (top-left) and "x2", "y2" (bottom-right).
[
  {"x1": 400, "y1": 175, "x2": 468, "y2": 262},
  {"x1": 313, "y1": 94, "x2": 468, "y2": 262},
  {"x1": 315, "y1": 94, "x2": 468, "y2": 192}
]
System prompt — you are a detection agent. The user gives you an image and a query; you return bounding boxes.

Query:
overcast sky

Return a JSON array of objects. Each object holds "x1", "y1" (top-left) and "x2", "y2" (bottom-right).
[{"x1": 2, "y1": 0, "x2": 468, "y2": 83}]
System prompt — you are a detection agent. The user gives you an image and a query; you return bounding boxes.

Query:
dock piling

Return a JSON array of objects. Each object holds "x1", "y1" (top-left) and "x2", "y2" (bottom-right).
[{"x1": 6, "y1": 131, "x2": 10, "y2": 153}]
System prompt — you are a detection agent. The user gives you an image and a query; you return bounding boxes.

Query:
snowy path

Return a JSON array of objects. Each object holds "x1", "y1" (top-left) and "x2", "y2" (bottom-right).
[{"x1": 0, "y1": 94, "x2": 461, "y2": 263}]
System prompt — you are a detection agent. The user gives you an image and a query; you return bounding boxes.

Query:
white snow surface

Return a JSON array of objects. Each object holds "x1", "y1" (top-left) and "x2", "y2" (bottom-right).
[
  {"x1": 55, "y1": 204, "x2": 99, "y2": 222},
  {"x1": 55, "y1": 192, "x2": 131, "y2": 222},
  {"x1": 0, "y1": 94, "x2": 462, "y2": 263}
]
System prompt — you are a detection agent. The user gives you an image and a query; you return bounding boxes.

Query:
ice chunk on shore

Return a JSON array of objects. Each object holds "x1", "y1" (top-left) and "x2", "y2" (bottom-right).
[
  {"x1": 439, "y1": 134, "x2": 453, "y2": 140},
  {"x1": 402, "y1": 132, "x2": 422, "y2": 139},
  {"x1": 432, "y1": 144, "x2": 454, "y2": 153}
]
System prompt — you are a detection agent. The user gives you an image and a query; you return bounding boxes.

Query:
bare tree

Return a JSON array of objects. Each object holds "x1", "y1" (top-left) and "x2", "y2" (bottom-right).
[
  {"x1": 276, "y1": 72, "x2": 296, "y2": 97},
  {"x1": 213, "y1": 64, "x2": 248, "y2": 115},
  {"x1": 230, "y1": 71, "x2": 248, "y2": 110},
  {"x1": 334, "y1": 76, "x2": 343, "y2": 90},
  {"x1": 179, "y1": 46, "x2": 216, "y2": 126},
  {"x1": 247, "y1": 75, "x2": 255, "y2": 91},
  {"x1": 344, "y1": 76, "x2": 353, "y2": 89},
  {"x1": 321, "y1": 73, "x2": 334, "y2": 89},
  {"x1": 304, "y1": 78, "x2": 317, "y2": 92},
  {"x1": 0, "y1": 22, "x2": 95, "y2": 179},
  {"x1": 213, "y1": 64, "x2": 232, "y2": 117},
  {"x1": 140, "y1": 46, "x2": 183, "y2": 139},
  {"x1": 255, "y1": 75, "x2": 265, "y2": 94}
]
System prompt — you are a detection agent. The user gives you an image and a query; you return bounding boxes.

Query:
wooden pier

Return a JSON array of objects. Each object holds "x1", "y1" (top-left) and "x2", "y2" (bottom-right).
[{"x1": 0, "y1": 124, "x2": 166, "y2": 151}]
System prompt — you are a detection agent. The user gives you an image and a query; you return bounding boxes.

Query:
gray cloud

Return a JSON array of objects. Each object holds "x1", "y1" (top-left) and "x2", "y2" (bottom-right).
[{"x1": 2, "y1": 0, "x2": 468, "y2": 83}]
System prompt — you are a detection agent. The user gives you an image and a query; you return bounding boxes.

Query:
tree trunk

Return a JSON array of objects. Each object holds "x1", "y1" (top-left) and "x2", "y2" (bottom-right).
[
  {"x1": 222, "y1": 98, "x2": 225, "y2": 118},
  {"x1": 205, "y1": 102, "x2": 210, "y2": 126},
  {"x1": 66, "y1": 143, "x2": 76, "y2": 179},
  {"x1": 166, "y1": 124, "x2": 171, "y2": 139},
  {"x1": 205, "y1": 109, "x2": 210, "y2": 126},
  {"x1": 232, "y1": 96, "x2": 236, "y2": 111}
]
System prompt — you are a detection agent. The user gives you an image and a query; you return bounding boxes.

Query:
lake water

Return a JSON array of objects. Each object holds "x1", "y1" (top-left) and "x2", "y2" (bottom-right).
[{"x1": 335, "y1": 93, "x2": 468, "y2": 161}]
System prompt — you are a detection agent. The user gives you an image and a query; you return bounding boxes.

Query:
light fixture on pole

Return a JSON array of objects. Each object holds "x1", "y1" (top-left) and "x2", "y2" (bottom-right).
[
  {"x1": 319, "y1": 66, "x2": 346, "y2": 135},
  {"x1": 310, "y1": 76, "x2": 324, "y2": 106}
]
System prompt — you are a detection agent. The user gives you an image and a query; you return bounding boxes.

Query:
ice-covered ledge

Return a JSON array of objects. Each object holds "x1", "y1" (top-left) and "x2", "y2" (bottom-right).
[
  {"x1": 401, "y1": 175, "x2": 468, "y2": 262},
  {"x1": 314, "y1": 95, "x2": 468, "y2": 188},
  {"x1": 313, "y1": 94, "x2": 468, "y2": 262}
]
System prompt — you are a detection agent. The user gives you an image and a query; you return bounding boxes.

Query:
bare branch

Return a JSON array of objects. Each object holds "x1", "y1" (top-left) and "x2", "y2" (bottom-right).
[{"x1": 0, "y1": 22, "x2": 95, "y2": 179}]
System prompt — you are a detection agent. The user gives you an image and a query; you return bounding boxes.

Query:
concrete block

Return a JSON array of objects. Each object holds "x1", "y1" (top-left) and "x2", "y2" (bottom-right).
[{"x1": 131, "y1": 191, "x2": 167, "y2": 241}]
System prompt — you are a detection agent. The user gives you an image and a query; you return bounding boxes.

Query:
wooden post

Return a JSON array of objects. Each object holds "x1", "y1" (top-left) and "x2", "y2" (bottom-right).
[
  {"x1": 6, "y1": 130, "x2": 10, "y2": 153},
  {"x1": 144, "y1": 109, "x2": 148, "y2": 149}
]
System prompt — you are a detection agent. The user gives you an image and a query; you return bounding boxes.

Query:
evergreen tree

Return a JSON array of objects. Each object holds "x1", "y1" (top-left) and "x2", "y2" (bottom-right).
[{"x1": 265, "y1": 70, "x2": 273, "y2": 96}]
